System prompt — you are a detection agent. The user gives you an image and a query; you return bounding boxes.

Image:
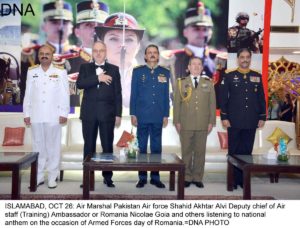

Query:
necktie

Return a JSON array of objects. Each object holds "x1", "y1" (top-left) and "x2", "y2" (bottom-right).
[{"x1": 194, "y1": 77, "x2": 198, "y2": 88}]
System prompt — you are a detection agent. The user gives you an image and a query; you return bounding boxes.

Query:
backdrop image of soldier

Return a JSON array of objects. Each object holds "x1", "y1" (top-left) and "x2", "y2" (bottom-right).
[
  {"x1": 20, "y1": 0, "x2": 75, "y2": 104},
  {"x1": 95, "y1": 12, "x2": 144, "y2": 110},
  {"x1": 17, "y1": 0, "x2": 228, "y2": 114},
  {"x1": 63, "y1": 0, "x2": 109, "y2": 106},
  {"x1": 161, "y1": 0, "x2": 229, "y2": 103},
  {"x1": 0, "y1": 54, "x2": 21, "y2": 105},
  {"x1": 227, "y1": 12, "x2": 263, "y2": 53},
  {"x1": 0, "y1": 2, "x2": 22, "y2": 108}
]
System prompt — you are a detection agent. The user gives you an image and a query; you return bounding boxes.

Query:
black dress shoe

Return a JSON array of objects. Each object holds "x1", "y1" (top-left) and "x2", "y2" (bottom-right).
[
  {"x1": 136, "y1": 180, "x2": 147, "y2": 188},
  {"x1": 103, "y1": 179, "x2": 115, "y2": 188},
  {"x1": 150, "y1": 179, "x2": 165, "y2": 188},
  {"x1": 29, "y1": 181, "x2": 44, "y2": 189},
  {"x1": 38, "y1": 181, "x2": 44, "y2": 187},
  {"x1": 194, "y1": 181, "x2": 204, "y2": 188},
  {"x1": 184, "y1": 181, "x2": 191, "y2": 187}
]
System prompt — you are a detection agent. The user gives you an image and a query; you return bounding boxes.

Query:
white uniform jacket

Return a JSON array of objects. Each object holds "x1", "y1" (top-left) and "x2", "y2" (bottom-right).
[{"x1": 23, "y1": 64, "x2": 70, "y2": 123}]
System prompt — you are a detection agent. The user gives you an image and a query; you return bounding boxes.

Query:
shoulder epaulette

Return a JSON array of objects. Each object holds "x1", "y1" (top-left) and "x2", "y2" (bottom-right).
[
  {"x1": 250, "y1": 69, "x2": 262, "y2": 74},
  {"x1": 28, "y1": 64, "x2": 39, "y2": 70},
  {"x1": 134, "y1": 65, "x2": 144, "y2": 69},
  {"x1": 225, "y1": 68, "x2": 236, "y2": 74},
  {"x1": 159, "y1": 65, "x2": 170, "y2": 70},
  {"x1": 79, "y1": 49, "x2": 92, "y2": 62},
  {"x1": 201, "y1": 75, "x2": 212, "y2": 81},
  {"x1": 53, "y1": 64, "x2": 65, "y2": 70},
  {"x1": 184, "y1": 47, "x2": 193, "y2": 57},
  {"x1": 177, "y1": 77, "x2": 187, "y2": 81}
]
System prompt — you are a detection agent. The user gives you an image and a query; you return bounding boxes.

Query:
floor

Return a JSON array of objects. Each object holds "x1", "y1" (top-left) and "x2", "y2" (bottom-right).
[{"x1": 1, "y1": 170, "x2": 300, "y2": 199}]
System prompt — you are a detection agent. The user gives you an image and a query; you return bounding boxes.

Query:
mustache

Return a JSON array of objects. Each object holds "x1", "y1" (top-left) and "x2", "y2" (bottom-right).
[{"x1": 41, "y1": 57, "x2": 48, "y2": 59}]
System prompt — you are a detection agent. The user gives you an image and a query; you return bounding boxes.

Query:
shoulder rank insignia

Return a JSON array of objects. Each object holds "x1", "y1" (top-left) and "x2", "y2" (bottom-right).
[
  {"x1": 134, "y1": 65, "x2": 144, "y2": 69},
  {"x1": 225, "y1": 68, "x2": 236, "y2": 74},
  {"x1": 53, "y1": 64, "x2": 65, "y2": 70},
  {"x1": 159, "y1": 65, "x2": 170, "y2": 70},
  {"x1": 250, "y1": 69, "x2": 261, "y2": 74},
  {"x1": 28, "y1": 64, "x2": 39, "y2": 70},
  {"x1": 184, "y1": 47, "x2": 193, "y2": 56},
  {"x1": 177, "y1": 77, "x2": 187, "y2": 81},
  {"x1": 80, "y1": 50, "x2": 92, "y2": 62},
  {"x1": 201, "y1": 75, "x2": 212, "y2": 81}
]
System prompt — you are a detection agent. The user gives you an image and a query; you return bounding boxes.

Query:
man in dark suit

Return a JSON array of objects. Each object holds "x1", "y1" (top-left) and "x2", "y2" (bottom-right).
[
  {"x1": 77, "y1": 41, "x2": 122, "y2": 187},
  {"x1": 220, "y1": 48, "x2": 266, "y2": 189}
]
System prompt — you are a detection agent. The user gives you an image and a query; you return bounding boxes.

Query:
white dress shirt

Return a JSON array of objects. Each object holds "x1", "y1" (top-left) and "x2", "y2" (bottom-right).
[{"x1": 190, "y1": 75, "x2": 200, "y2": 88}]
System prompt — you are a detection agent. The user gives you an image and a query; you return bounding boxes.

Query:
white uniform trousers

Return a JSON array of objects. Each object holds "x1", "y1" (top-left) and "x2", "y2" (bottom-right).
[{"x1": 31, "y1": 123, "x2": 62, "y2": 183}]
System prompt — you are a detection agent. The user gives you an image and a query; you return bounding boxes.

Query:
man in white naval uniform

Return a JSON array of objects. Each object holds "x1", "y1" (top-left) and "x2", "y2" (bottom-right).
[{"x1": 23, "y1": 45, "x2": 70, "y2": 189}]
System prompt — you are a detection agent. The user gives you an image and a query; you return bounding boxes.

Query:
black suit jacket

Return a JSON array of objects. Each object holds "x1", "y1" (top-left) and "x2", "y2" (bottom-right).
[{"x1": 77, "y1": 62, "x2": 122, "y2": 121}]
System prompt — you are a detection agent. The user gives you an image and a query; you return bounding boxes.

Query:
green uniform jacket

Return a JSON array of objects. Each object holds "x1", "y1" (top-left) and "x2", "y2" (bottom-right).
[{"x1": 173, "y1": 76, "x2": 216, "y2": 130}]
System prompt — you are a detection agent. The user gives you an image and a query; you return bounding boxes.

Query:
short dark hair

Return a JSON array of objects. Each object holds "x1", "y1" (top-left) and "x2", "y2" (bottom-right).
[
  {"x1": 144, "y1": 44, "x2": 159, "y2": 55},
  {"x1": 39, "y1": 45, "x2": 54, "y2": 55},
  {"x1": 188, "y1": 56, "x2": 202, "y2": 65},
  {"x1": 237, "y1": 48, "x2": 252, "y2": 57}
]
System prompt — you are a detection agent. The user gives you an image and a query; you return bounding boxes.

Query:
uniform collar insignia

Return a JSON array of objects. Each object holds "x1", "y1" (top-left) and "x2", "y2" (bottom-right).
[
  {"x1": 146, "y1": 64, "x2": 158, "y2": 70},
  {"x1": 237, "y1": 67, "x2": 250, "y2": 74}
]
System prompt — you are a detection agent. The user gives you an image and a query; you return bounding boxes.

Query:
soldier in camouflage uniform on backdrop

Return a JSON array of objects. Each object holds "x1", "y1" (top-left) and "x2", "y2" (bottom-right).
[{"x1": 227, "y1": 12, "x2": 263, "y2": 53}]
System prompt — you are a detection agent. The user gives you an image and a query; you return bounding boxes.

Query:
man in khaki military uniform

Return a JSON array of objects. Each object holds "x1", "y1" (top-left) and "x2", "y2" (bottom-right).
[{"x1": 173, "y1": 57, "x2": 216, "y2": 188}]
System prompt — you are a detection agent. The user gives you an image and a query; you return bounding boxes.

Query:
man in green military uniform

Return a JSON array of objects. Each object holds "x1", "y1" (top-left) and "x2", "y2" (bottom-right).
[{"x1": 173, "y1": 57, "x2": 216, "y2": 188}]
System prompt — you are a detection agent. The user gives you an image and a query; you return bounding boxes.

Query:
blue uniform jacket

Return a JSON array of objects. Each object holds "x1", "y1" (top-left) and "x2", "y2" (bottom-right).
[
  {"x1": 220, "y1": 68, "x2": 266, "y2": 129},
  {"x1": 130, "y1": 65, "x2": 170, "y2": 123}
]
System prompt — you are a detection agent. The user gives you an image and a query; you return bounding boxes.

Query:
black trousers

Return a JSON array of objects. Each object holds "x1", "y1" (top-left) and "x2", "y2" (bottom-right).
[
  {"x1": 227, "y1": 127, "x2": 256, "y2": 186},
  {"x1": 82, "y1": 119, "x2": 114, "y2": 180}
]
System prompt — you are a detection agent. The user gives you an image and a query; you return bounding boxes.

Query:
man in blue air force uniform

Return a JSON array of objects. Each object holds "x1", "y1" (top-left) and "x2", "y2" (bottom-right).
[
  {"x1": 220, "y1": 48, "x2": 266, "y2": 189},
  {"x1": 130, "y1": 44, "x2": 170, "y2": 189}
]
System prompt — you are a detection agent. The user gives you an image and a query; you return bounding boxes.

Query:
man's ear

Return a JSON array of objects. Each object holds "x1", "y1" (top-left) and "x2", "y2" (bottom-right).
[
  {"x1": 74, "y1": 27, "x2": 80, "y2": 39},
  {"x1": 183, "y1": 27, "x2": 188, "y2": 39}
]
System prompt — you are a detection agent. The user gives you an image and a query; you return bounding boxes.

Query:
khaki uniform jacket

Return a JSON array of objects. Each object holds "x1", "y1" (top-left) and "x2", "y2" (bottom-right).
[{"x1": 173, "y1": 76, "x2": 216, "y2": 130}]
